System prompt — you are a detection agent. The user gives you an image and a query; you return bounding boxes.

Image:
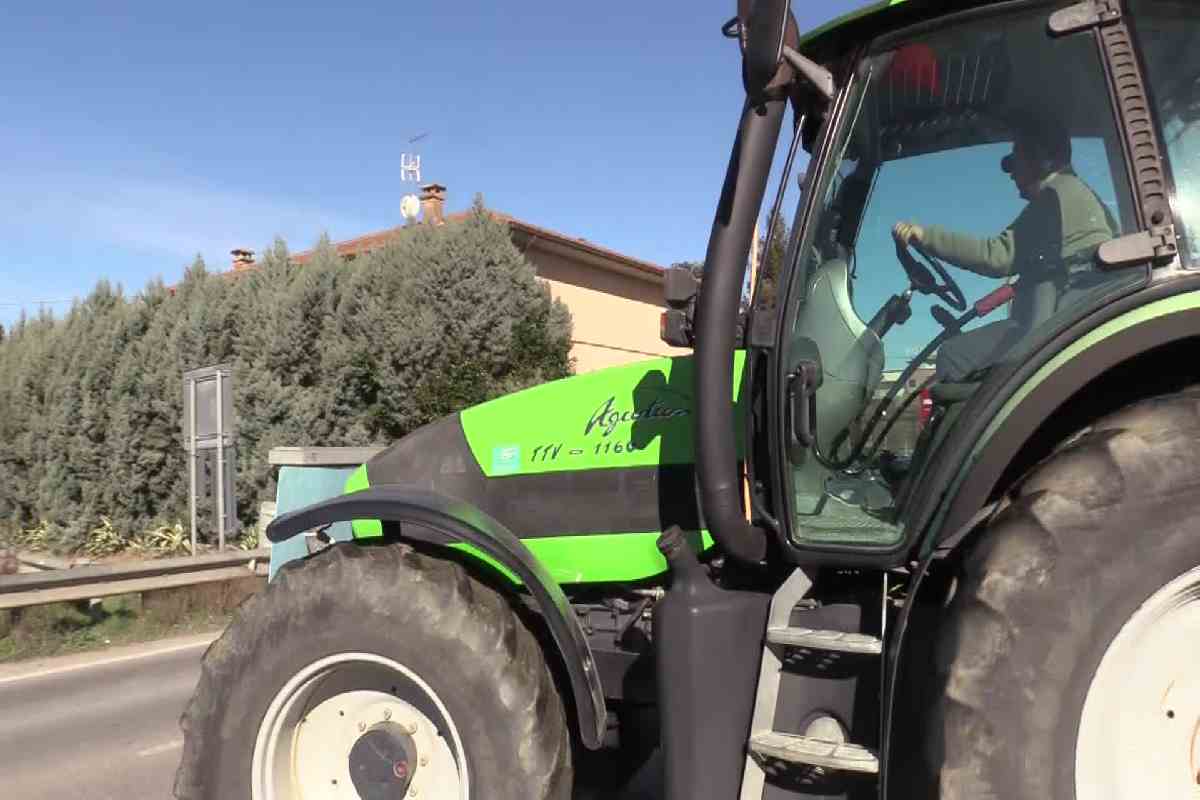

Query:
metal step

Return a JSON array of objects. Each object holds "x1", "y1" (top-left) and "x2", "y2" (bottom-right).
[
  {"x1": 748, "y1": 731, "x2": 880, "y2": 774},
  {"x1": 765, "y1": 625, "x2": 883, "y2": 655}
]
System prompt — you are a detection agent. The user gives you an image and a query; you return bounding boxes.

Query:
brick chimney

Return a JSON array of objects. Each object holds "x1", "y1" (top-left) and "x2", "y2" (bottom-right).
[
  {"x1": 420, "y1": 183, "x2": 446, "y2": 225},
  {"x1": 231, "y1": 248, "x2": 256, "y2": 271}
]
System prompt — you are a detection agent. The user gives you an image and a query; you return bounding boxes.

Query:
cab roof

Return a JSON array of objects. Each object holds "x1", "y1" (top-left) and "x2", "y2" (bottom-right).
[{"x1": 799, "y1": 0, "x2": 1011, "y2": 62}]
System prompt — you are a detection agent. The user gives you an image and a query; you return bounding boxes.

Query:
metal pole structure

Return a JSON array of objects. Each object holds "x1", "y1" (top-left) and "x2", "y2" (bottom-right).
[
  {"x1": 748, "y1": 218, "x2": 762, "y2": 293},
  {"x1": 189, "y1": 378, "x2": 198, "y2": 556},
  {"x1": 742, "y1": 218, "x2": 762, "y2": 523},
  {"x1": 215, "y1": 370, "x2": 226, "y2": 552}
]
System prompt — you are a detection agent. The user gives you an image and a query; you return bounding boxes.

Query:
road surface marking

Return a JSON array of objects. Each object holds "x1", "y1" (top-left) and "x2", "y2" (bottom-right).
[
  {"x1": 0, "y1": 635, "x2": 217, "y2": 687},
  {"x1": 137, "y1": 739, "x2": 184, "y2": 758}
]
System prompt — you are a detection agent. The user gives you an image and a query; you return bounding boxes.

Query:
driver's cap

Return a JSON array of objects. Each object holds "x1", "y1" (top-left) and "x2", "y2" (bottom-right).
[{"x1": 1003, "y1": 114, "x2": 1071, "y2": 175}]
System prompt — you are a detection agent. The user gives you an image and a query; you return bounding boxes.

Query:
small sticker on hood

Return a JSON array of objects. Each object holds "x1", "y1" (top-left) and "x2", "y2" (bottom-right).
[{"x1": 491, "y1": 445, "x2": 521, "y2": 475}]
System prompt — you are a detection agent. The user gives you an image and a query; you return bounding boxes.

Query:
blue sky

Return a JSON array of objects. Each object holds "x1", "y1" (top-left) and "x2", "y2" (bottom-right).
[{"x1": 0, "y1": 0, "x2": 867, "y2": 328}]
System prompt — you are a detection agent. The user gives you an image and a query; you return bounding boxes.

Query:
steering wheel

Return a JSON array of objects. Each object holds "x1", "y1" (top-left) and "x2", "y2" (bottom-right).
[{"x1": 895, "y1": 239, "x2": 967, "y2": 311}]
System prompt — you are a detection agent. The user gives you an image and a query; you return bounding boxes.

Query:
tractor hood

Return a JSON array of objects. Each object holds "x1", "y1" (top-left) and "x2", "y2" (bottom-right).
[{"x1": 345, "y1": 354, "x2": 747, "y2": 584}]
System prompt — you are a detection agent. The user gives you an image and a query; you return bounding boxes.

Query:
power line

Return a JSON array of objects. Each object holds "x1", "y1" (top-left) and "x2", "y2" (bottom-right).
[{"x1": 0, "y1": 300, "x2": 71, "y2": 308}]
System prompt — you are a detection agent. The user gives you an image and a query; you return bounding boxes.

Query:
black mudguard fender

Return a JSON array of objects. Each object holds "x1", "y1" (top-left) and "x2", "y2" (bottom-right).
[{"x1": 265, "y1": 484, "x2": 608, "y2": 750}]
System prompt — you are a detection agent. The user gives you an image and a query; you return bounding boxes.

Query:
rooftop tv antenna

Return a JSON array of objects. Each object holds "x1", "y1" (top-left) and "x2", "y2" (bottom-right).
[
  {"x1": 401, "y1": 131, "x2": 429, "y2": 183},
  {"x1": 401, "y1": 153, "x2": 422, "y2": 183}
]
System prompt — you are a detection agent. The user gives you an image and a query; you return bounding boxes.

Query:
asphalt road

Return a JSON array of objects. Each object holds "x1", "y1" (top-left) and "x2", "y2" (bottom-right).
[
  {"x1": 0, "y1": 632, "x2": 658, "y2": 799},
  {"x1": 0, "y1": 633, "x2": 216, "y2": 800}
]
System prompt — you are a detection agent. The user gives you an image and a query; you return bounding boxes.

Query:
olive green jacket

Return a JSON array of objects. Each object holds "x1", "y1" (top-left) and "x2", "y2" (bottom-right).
[{"x1": 921, "y1": 171, "x2": 1116, "y2": 280}]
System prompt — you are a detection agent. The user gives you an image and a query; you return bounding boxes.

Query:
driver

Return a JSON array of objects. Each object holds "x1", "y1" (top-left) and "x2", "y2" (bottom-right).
[{"x1": 891, "y1": 115, "x2": 1118, "y2": 381}]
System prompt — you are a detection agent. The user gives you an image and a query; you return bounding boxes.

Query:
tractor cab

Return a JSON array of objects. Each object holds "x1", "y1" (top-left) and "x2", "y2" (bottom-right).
[
  {"x1": 673, "y1": 0, "x2": 1200, "y2": 571},
  {"x1": 760, "y1": 1, "x2": 1144, "y2": 552}
]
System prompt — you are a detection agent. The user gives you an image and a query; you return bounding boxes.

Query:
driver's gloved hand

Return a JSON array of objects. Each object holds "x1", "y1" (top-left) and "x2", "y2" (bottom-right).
[{"x1": 892, "y1": 221, "x2": 926, "y2": 246}]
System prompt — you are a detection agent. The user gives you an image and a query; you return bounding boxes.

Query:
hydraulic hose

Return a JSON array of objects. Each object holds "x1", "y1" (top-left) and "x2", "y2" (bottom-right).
[{"x1": 694, "y1": 97, "x2": 786, "y2": 565}]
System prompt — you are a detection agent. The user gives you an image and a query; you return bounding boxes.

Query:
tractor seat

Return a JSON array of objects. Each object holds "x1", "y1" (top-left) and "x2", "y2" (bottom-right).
[{"x1": 930, "y1": 381, "x2": 979, "y2": 404}]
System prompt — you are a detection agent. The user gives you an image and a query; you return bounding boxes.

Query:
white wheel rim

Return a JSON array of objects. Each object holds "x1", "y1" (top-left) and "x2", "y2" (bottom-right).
[
  {"x1": 252, "y1": 652, "x2": 469, "y2": 800},
  {"x1": 1076, "y1": 565, "x2": 1200, "y2": 800}
]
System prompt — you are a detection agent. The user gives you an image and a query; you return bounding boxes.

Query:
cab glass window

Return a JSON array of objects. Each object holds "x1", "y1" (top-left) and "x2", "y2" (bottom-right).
[{"x1": 776, "y1": 5, "x2": 1139, "y2": 547}]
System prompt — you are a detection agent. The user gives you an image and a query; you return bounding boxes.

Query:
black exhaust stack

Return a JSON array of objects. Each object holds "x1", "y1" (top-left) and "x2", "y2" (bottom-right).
[
  {"x1": 653, "y1": 526, "x2": 770, "y2": 800},
  {"x1": 651, "y1": 5, "x2": 799, "y2": 797},
  {"x1": 693, "y1": 95, "x2": 786, "y2": 566}
]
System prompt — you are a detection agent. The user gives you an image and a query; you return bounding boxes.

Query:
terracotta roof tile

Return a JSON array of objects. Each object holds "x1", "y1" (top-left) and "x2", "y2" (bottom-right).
[{"x1": 288, "y1": 210, "x2": 664, "y2": 279}]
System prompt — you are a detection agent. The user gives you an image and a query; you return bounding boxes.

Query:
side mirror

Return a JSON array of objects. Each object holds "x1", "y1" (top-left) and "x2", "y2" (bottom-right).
[
  {"x1": 730, "y1": 1, "x2": 835, "y2": 103},
  {"x1": 740, "y1": 0, "x2": 791, "y2": 97},
  {"x1": 663, "y1": 266, "x2": 701, "y2": 309},
  {"x1": 661, "y1": 267, "x2": 702, "y2": 348}
]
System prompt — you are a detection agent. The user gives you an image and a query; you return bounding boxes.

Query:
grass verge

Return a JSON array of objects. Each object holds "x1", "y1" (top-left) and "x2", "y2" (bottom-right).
[{"x1": 0, "y1": 576, "x2": 264, "y2": 663}]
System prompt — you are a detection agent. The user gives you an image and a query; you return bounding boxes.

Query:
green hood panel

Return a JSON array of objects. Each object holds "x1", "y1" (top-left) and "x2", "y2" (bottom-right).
[
  {"x1": 475, "y1": 530, "x2": 716, "y2": 585},
  {"x1": 460, "y1": 353, "x2": 746, "y2": 477},
  {"x1": 344, "y1": 353, "x2": 746, "y2": 585}
]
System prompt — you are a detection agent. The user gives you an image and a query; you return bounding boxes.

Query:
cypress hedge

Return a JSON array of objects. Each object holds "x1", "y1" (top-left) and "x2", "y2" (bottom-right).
[{"x1": 0, "y1": 203, "x2": 573, "y2": 552}]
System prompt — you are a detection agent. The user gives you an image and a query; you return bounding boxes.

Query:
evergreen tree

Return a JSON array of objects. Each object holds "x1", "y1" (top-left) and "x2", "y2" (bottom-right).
[
  {"x1": 106, "y1": 273, "x2": 196, "y2": 537},
  {"x1": 0, "y1": 317, "x2": 21, "y2": 523},
  {"x1": 38, "y1": 302, "x2": 87, "y2": 546},
  {"x1": 63, "y1": 283, "x2": 128, "y2": 543},
  {"x1": 328, "y1": 201, "x2": 572, "y2": 442},
  {"x1": 4, "y1": 313, "x2": 57, "y2": 525},
  {"x1": 232, "y1": 239, "x2": 308, "y2": 517},
  {"x1": 0, "y1": 213, "x2": 574, "y2": 550},
  {"x1": 104, "y1": 281, "x2": 169, "y2": 534},
  {"x1": 752, "y1": 209, "x2": 790, "y2": 312}
]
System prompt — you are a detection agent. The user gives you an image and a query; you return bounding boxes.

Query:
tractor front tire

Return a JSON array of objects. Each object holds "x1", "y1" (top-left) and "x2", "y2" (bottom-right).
[
  {"x1": 931, "y1": 390, "x2": 1200, "y2": 800},
  {"x1": 174, "y1": 542, "x2": 572, "y2": 800}
]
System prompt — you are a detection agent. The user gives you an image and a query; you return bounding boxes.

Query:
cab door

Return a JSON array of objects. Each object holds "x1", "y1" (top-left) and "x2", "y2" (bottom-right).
[{"x1": 763, "y1": 2, "x2": 1142, "y2": 558}]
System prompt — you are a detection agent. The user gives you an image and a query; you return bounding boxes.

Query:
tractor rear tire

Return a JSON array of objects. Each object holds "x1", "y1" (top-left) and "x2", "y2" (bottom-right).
[
  {"x1": 174, "y1": 542, "x2": 572, "y2": 800},
  {"x1": 930, "y1": 389, "x2": 1200, "y2": 799}
]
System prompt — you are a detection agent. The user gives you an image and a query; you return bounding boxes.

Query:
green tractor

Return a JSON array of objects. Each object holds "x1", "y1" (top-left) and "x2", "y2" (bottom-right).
[{"x1": 175, "y1": 1, "x2": 1200, "y2": 798}]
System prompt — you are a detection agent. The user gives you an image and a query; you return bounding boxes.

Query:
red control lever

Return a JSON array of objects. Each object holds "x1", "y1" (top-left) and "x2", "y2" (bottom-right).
[{"x1": 974, "y1": 284, "x2": 1015, "y2": 317}]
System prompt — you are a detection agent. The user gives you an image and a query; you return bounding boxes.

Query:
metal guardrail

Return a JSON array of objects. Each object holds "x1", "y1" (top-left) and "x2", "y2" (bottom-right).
[
  {"x1": 15, "y1": 553, "x2": 68, "y2": 572},
  {"x1": 0, "y1": 446, "x2": 378, "y2": 612},
  {"x1": 0, "y1": 548, "x2": 270, "y2": 611}
]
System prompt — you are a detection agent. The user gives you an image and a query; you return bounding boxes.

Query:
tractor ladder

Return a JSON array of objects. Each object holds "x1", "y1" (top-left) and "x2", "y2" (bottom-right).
[{"x1": 741, "y1": 569, "x2": 884, "y2": 799}]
